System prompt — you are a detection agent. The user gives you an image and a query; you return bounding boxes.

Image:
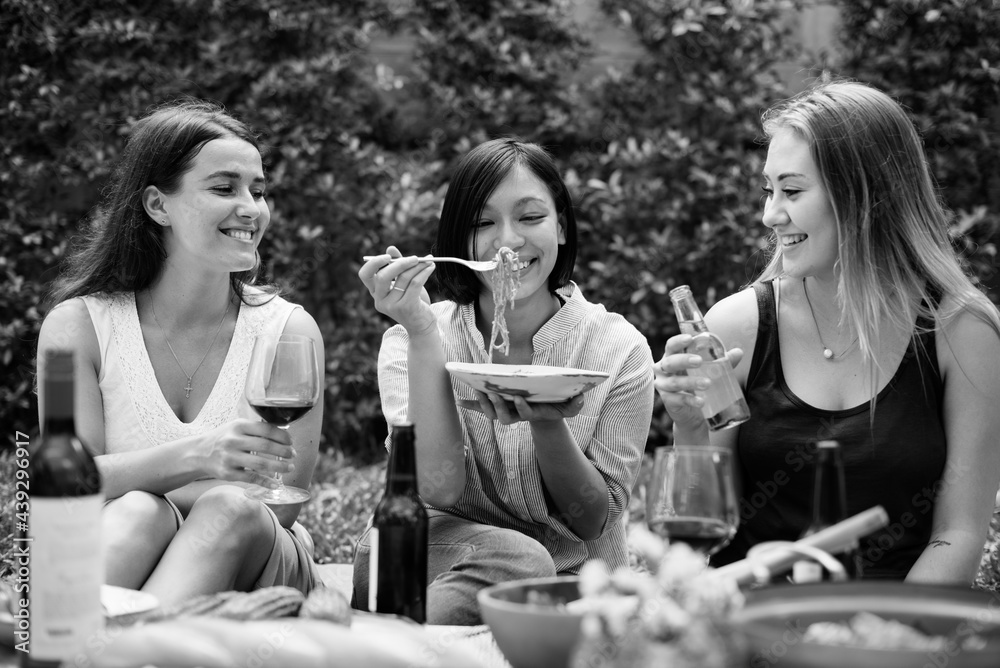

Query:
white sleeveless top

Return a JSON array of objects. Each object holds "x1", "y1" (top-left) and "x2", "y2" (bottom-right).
[{"x1": 79, "y1": 291, "x2": 299, "y2": 454}]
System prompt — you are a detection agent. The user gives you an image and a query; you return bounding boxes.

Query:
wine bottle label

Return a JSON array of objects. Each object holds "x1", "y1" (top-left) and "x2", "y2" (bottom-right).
[
  {"x1": 29, "y1": 494, "x2": 104, "y2": 661},
  {"x1": 368, "y1": 527, "x2": 379, "y2": 613}
]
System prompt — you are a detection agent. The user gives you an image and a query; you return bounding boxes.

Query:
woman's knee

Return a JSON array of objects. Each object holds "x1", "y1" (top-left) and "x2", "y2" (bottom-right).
[
  {"x1": 103, "y1": 491, "x2": 177, "y2": 544},
  {"x1": 186, "y1": 486, "x2": 273, "y2": 552}
]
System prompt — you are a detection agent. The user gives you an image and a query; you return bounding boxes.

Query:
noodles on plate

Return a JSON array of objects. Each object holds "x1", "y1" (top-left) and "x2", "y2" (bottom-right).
[{"x1": 488, "y1": 247, "x2": 521, "y2": 362}]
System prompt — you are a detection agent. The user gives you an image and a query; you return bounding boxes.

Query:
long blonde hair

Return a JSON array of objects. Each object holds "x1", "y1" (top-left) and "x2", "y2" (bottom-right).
[{"x1": 756, "y1": 81, "x2": 1000, "y2": 383}]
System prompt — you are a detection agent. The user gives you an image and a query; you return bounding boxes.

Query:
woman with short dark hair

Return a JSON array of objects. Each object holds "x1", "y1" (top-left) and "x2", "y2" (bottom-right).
[{"x1": 356, "y1": 138, "x2": 654, "y2": 624}]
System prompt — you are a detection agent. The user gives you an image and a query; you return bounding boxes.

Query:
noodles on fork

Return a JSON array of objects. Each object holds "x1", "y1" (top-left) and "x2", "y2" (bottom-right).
[{"x1": 488, "y1": 247, "x2": 521, "y2": 362}]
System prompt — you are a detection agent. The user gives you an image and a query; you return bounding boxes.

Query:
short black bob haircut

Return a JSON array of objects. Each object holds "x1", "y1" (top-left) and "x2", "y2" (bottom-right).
[{"x1": 432, "y1": 138, "x2": 578, "y2": 304}]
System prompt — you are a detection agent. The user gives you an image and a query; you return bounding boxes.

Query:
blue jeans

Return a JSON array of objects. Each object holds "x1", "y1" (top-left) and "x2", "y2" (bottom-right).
[{"x1": 351, "y1": 509, "x2": 557, "y2": 625}]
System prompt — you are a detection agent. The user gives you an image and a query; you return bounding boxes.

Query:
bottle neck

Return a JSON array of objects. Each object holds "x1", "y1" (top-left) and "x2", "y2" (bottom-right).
[
  {"x1": 812, "y1": 451, "x2": 847, "y2": 526},
  {"x1": 669, "y1": 288, "x2": 708, "y2": 334},
  {"x1": 43, "y1": 417, "x2": 77, "y2": 437},
  {"x1": 386, "y1": 428, "x2": 419, "y2": 496},
  {"x1": 43, "y1": 376, "x2": 76, "y2": 437}
]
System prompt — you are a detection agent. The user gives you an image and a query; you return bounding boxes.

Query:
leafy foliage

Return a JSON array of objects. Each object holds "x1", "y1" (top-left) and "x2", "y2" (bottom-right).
[
  {"x1": 831, "y1": 0, "x2": 1000, "y2": 301},
  {"x1": 565, "y1": 0, "x2": 802, "y2": 439},
  {"x1": 2, "y1": 0, "x2": 998, "y2": 460},
  {"x1": 0, "y1": 0, "x2": 404, "y2": 455},
  {"x1": 296, "y1": 452, "x2": 387, "y2": 565}
]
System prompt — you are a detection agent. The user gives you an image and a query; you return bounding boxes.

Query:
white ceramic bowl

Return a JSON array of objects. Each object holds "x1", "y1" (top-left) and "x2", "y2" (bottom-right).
[
  {"x1": 445, "y1": 363, "x2": 610, "y2": 403},
  {"x1": 477, "y1": 576, "x2": 585, "y2": 668}
]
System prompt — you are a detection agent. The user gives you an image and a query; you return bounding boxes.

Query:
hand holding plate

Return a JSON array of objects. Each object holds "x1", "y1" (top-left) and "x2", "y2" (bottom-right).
[{"x1": 459, "y1": 391, "x2": 585, "y2": 425}]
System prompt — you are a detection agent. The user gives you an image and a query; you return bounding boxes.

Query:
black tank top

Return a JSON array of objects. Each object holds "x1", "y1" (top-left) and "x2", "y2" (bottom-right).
[{"x1": 711, "y1": 280, "x2": 946, "y2": 578}]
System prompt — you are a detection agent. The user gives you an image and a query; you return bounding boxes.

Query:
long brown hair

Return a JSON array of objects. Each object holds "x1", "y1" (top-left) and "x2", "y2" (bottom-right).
[{"x1": 45, "y1": 99, "x2": 275, "y2": 309}]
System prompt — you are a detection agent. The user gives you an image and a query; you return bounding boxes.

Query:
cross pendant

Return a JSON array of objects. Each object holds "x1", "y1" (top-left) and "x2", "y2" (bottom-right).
[{"x1": 184, "y1": 378, "x2": 193, "y2": 398}]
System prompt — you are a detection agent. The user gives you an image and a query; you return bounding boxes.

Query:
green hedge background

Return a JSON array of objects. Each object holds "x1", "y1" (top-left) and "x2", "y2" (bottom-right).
[{"x1": 3, "y1": 0, "x2": 998, "y2": 460}]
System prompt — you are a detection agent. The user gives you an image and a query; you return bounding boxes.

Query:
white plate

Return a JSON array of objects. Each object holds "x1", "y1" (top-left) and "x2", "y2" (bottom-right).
[
  {"x1": 101, "y1": 584, "x2": 160, "y2": 618},
  {"x1": 1, "y1": 585, "x2": 159, "y2": 647},
  {"x1": 446, "y1": 362, "x2": 610, "y2": 403}
]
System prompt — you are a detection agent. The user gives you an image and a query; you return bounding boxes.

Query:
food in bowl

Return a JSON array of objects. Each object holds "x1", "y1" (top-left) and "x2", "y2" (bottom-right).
[
  {"x1": 804, "y1": 611, "x2": 986, "y2": 652},
  {"x1": 525, "y1": 589, "x2": 569, "y2": 611},
  {"x1": 737, "y1": 581, "x2": 1000, "y2": 668}
]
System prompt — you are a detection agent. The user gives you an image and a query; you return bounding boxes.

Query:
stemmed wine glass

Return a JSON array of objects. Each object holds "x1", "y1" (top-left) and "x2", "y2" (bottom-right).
[
  {"x1": 646, "y1": 445, "x2": 739, "y2": 559},
  {"x1": 244, "y1": 334, "x2": 319, "y2": 504}
]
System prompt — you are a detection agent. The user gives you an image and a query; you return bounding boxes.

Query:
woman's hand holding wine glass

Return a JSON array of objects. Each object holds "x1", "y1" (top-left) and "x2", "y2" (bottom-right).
[
  {"x1": 243, "y1": 334, "x2": 321, "y2": 504},
  {"x1": 197, "y1": 419, "x2": 293, "y2": 487},
  {"x1": 646, "y1": 445, "x2": 739, "y2": 560}
]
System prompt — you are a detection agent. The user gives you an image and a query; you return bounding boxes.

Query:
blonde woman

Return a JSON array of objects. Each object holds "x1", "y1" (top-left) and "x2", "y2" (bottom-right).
[{"x1": 655, "y1": 81, "x2": 1000, "y2": 583}]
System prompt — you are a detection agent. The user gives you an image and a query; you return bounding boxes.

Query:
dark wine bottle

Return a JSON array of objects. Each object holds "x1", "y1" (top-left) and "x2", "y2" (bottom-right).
[
  {"x1": 668, "y1": 286, "x2": 750, "y2": 431},
  {"x1": 20, "y1": 350, "x2": 104, "y2": 668},
  {"x1": 369, "y1": 422, "x2": 428, "y2": 623},
  {"x1": 793, "y1": 440, "x2": 862, "y2": 582}
]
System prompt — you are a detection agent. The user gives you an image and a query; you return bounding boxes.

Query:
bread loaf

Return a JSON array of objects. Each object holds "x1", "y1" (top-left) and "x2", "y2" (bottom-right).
[
  {"x1": 299, "y1": 585, "x2": 352, "y2": 626},
  {"x1": 207, "y1": 586, "x2": 304, "y2": 620}
]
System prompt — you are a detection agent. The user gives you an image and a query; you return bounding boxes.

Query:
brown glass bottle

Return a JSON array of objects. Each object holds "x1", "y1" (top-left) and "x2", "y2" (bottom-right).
[
  {"x1": 20, "y1": 350, "x2": 103, "y2": 668},
  {"x1": 793, "y1": 440, "x2": 863, "y2": 582},
  {"x1": 369, "y1": 422, "x2": 428, "y2": 623}
]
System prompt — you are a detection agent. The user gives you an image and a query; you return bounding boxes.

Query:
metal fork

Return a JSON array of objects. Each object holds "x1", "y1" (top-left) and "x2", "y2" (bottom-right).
[{"x1": 362, "y1": 255, "x2": 498, "y2": 271}]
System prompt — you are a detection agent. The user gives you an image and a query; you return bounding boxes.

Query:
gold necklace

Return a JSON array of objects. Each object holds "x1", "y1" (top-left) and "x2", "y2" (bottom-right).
[
  {"x1": 801, "y1": 278, "x2": 858, "y2": 361},
  {"x1": 148, "y1": 292, "x2": 232, "y2": 398}
]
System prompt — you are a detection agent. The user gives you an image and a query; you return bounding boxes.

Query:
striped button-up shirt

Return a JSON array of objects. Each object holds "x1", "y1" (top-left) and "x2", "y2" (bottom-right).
[{"x1": 377, "y1": 282, "x2": 654, "y2": 573}]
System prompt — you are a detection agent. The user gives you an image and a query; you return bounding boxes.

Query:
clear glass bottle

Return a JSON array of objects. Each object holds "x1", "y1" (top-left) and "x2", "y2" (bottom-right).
[
  {"x1": 668, "y1": 285, "x2": 750, "y2": 430},
  {"x1": 793, "y1": 440, "x2": 862, "y2": 582},
  {"x1": 21, "y1": 350, "x2": 104, "y2": 668},
  {"x1": 369, "y1": 422, "x2": 428, "y2": 623}
]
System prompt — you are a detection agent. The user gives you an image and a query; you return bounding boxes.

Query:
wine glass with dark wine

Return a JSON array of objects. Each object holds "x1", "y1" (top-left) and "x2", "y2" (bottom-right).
[
  {"x1": 646, "y1": 445, "x2": 739, "y2": 558},
  {"x1": 244, "y1": 333, "x2": 319, "y2": 504}
]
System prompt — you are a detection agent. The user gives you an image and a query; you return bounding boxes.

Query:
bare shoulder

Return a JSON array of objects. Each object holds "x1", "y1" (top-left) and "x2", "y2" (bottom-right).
[
  {"x1": 38, "y1": 298, "x2": 100, "y2": 365},
  {"x1": 704, "y1": 286, "x2": 759, "y2": 352},
  {"x1": 936, "y1": 297, "x2": 1000, "y2": 381},
  {"x1": 281, "y1": 305, "x2": 325, "y2": 353}
]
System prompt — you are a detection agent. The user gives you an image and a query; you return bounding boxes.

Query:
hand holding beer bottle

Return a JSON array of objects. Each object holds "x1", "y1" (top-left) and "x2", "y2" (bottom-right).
[{"x1": 656, "y1": 286, "x2": 749, "y2": 432}]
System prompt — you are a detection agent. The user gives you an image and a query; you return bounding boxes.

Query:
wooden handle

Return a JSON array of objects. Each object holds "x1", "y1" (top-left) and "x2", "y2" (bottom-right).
[{"x1": 710, "y1": 505, "x2": 889, "y2": 586}]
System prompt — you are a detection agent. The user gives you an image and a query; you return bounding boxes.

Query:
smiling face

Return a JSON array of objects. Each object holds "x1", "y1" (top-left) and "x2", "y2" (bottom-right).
[
  {"x1": 761, "y1": 128, "x2": 840, "y2": 281},
  {"x1": 469, "y1": 165, "x2": 566, "y2": 305},
  {"x1": 150, "y1": 136, "x2": 270, "y2": 274}
]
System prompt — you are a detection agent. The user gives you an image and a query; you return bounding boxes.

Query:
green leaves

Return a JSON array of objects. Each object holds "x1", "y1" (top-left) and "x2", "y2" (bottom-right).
[
  {"x1": 3, "y1": 0, "x2": 997, "y2": 458},
  {"x1": 835, "y1": 0, "x2": 1000, "y2": 299}
]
